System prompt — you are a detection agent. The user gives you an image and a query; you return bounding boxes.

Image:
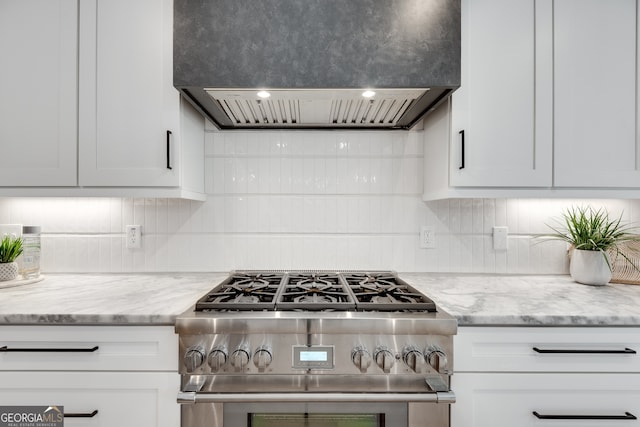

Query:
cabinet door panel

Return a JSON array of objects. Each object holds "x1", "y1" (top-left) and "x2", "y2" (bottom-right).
[
  {"x1": 0, "y1": 0, "x2": 77, "y2": 186},
  {"x1": 452, "y1": 373, "x2": 640, "y2": 427},
  {"x1": 554, "y1": 0, "x2": 638, "y2": 187},
  {"x1": 0, "y1": 372, "x2": 179, "y2": 427},
  {"x1": 79, "y1": 0, "x2": 180, "y2": 187},
  {"x1": 449, "y1": 0, "x2": 552, "y2": 187}
]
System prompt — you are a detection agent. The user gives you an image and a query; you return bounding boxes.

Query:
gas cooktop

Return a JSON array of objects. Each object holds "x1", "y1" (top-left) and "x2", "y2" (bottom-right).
[{"x1": 194, "y1": 270, "x2": 437, "y2": 312}]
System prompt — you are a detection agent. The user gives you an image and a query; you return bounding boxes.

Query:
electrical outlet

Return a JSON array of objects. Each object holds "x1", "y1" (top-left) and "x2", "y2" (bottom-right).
[
  {"x1": 420, "y1": 226, "x2": 436, "y2": 249},
  {"x1": 493, "y1": 226, "x2": 508, "y2": 251},
  {"x1": 126, "y1": 225, "x2": 142, "y2": 249}
]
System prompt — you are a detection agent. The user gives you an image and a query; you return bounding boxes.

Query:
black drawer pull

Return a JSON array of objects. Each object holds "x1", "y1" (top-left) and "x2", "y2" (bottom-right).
[
  {"x1": 533, "y1": 347, "x2": 636, "y2": 354},
  {"x1": 166, "y1": 130, "x2": 173, "y2": 170},
  {"x1": 533, "y1": 411, "x2": 637, "y2": 420},
  {"x1": 458, "y1": 130, "x2": 465, "y2": 169},
  {"x1": 0, "y1": 345, "x2": 99, "y2": 353},
  {"x1": 65, "y1": 410, "x2": 99, "y2": 418}
]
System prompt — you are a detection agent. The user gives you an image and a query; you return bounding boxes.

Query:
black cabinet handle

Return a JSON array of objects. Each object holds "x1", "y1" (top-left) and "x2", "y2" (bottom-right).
[
  {"x1": 533, "y1": 411, "x2": 637, "y2": 420},
  {"x1": 458, "y1": 130, "x2": 465, "y2": 169},
  {"x1": 0, "y1": 345, "x2": 99, "y2": 353},
  {"x1": 166, "y1": 130, "x2": 173, "y2": 170},
  {"x1": 533, "y1": 347, "x2": 636, "y2": 354},
  {"x1": 65, "y1": 410, "x2": 99, "y2": 418}
]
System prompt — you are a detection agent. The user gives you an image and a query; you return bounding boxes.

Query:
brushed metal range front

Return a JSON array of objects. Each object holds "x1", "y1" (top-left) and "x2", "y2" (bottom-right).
[{"x1": 176, "y1": 271, "x2": 456, "y2": 427}]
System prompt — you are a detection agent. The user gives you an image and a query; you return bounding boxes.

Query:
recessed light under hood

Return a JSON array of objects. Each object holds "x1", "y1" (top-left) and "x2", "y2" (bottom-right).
[{"x1": 174, "y1": 0, "x2": 461, "y2": 130}]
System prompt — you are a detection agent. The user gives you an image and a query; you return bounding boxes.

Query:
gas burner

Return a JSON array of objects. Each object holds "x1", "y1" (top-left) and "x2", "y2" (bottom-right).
[
  {"x1": 277, "y1": 272, "x2": 356, "y2": 311},
  {"x1": 195, "y1": 272, "x2": 284, "y2": 311},
  {"x1": 343, "y1": 272, "x2": 437, "y2": 312}
]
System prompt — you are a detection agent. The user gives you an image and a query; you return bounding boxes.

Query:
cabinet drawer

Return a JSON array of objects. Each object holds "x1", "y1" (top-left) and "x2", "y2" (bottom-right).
[
  {"x1": 455, "y1": 327, "x2": 640, "y2": 373},
  {"x1": 452, "y1": 373, "x2": 640, "y2": 427},
  {"x1": 0, "y1": 371, "x2": 178, "y2": 427},
  {"x1": 0, "y1": 325, "x2": 177, "y2": 371}
]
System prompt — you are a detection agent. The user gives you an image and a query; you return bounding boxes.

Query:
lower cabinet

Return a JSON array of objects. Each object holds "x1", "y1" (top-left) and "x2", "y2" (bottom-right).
[
  {"x1": 0, "y1": 372, "x2": 178, "y2": 427},
  {"x1": 0, "y1": 325, "x2": 179, "y2": 427},
  {"x1": 452, "y1": 373, "x2": 640, "y2": 427},
  {"x1": 452, "y1": 327, "x2": 640, "y2": 427}
]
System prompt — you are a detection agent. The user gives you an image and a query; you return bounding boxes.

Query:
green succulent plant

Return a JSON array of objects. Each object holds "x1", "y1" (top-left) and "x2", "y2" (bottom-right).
[
  {"x1": 0, "y1": 235, "x2": 23, "y2": 263},
  {"x1": 543, "y1": 206, "x2": 640, "y2": 271}
]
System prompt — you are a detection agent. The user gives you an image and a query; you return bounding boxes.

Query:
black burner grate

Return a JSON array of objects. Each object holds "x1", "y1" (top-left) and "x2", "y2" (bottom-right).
[
  {"x1": 194, "y1": 271, "x2": 436, "y2": 312},
  {"x1": 276, "y1": 272, "x2": 356, "y2": 311},
  {"x1": 195, "y1": 273, "x2": 283, "y2": 311},
  {"x1": 343, "y1": 272, "x2": 437, "y2": 312}
]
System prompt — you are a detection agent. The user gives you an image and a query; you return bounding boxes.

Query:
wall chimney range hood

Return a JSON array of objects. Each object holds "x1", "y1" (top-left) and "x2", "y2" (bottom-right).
[{"x1": 174, "y1": 0, "x2": 461, "y2": 130}]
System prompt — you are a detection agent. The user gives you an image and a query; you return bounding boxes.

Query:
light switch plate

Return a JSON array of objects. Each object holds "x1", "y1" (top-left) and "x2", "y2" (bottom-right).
[{"x1": 493, "y1": 226, "x2": 508, "y2": 251}]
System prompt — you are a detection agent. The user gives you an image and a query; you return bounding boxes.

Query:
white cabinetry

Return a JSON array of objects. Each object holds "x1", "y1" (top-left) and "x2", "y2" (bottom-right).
[
  {"x1": 0, "y1": 326, "x2": 179, "y2": 427},
  {"x1": 553, "y1": 0, "x2": 639, "y2": 187},
  {"x1": 451, "y1": 327, "x2": 640, "y2": 427},
  {"x1": 447, "y1": 0, "x2": 552, "y2": 189},
  {"x1": 0, "y1": 0, "x2": 78, "y2": 187},
  {"x1": 0, "y1": 0, "x2": 205, "y2": 200},
  {"x1": 424, "y1": 0, "x2": 640, "y2": 200}
]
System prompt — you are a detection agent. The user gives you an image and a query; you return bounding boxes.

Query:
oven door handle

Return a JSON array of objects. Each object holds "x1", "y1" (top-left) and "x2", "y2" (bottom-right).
[{"x1": 177, "y1": 391, "x2": 455, "y2": 404}]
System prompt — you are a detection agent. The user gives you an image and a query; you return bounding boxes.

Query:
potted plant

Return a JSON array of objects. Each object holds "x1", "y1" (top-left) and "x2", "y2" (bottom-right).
[
  {"x1": 543, "y1": 206, "x2": 640, "y2": 286},
  {"x1": 0, "y1": 235, "x2": 23, "y2": 281}
]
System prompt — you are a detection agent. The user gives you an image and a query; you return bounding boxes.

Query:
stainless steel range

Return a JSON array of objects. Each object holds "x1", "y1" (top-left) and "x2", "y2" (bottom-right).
[{"x1": 176, "y1": 271, "x2": 456, "y2": 427}]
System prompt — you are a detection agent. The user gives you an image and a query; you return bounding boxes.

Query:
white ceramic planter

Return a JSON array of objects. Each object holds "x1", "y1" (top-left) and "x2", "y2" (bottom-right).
[
  {"x1": 570, "y1": 249, "x2": 612, "y2": 286},
  {"x1": 0, "y1": 261, "x2": 18, "y2": 282}
]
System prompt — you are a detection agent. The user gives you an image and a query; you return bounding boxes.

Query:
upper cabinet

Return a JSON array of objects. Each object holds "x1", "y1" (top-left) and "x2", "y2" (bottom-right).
[
  {"x1": 0, "y1": 0, "x2": 78, "y2": 187},
  {"x1": 424, "y1": 0, "x2": 640, "y2": 200},
  {"x1": 448, "y1": 0, "x2": 552, "y2": 188},
  {"x1": 0, "y1": 0, "x2": 205, "y2": 200},
  {"x1": 79, "y1": 0, "x2": 180, "y2": 188},
  {"x1": 554, "y1": 0, "x2": 639, "y2": 187}
]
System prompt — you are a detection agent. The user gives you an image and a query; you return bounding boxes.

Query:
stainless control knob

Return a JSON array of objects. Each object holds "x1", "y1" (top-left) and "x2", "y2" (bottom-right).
[
  {"x1": 374, "y1": 346, "x2": 395, "y2": 373},
  {"x1": 253, "y1": 346, "x2": 273, "y2": 372},
  {"x1": 231, "y1": 348, "x2": 250, "y2": 371},
  {"x1": 402, "y1": 346, "x2": 424, "y2": 373},
  {"x1": 183, "y1": 346, "x2": 205, "y2": 373},
  {"x1": 351, "y1": 346, "x2": 372, "y2": 373},
  {"x1": 425, "y1": 346, "x2": 449, "y2": 374},
  {"x1": 208, "y1": 347, "x2": 228, "y2": 372}
]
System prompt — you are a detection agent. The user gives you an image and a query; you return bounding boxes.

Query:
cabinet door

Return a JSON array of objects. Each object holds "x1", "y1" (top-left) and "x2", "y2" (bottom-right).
[
  {"x1": 0, "y1": 0, "x2": 77, "y2": 186},
  {"x1": 554, "y1": 0, "x2": 638, "y2": 187},
  {"x1": 449, "y1": 0, "x2": 552, "y2": 187},
  {"x1": 0, "y1": 372, "x2": 179, "y2": 427},
  {"x1": 452, "y1": 373, "x2": 640, "y2": 427},
  {"x1": 79, "y1": 0, "x2": 180, "y2": 187}
]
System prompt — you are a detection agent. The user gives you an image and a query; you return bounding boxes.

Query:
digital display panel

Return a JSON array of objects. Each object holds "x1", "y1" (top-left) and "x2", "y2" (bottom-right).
[
  {"x1": 292, "y1": 345, "x2": 334, "y2": 369},
  {"x1": 299, "y1": 350, "x2": 328, "y2": 362}
]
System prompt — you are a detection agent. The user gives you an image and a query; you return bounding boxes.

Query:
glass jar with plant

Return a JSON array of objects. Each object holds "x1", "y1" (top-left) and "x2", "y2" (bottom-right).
[
  {"x1": 543, "y1": 206, "x2": 640, "y2": 286},
  {"x1": 0, "y1": 235, "x2": 23, "y2": 281}
]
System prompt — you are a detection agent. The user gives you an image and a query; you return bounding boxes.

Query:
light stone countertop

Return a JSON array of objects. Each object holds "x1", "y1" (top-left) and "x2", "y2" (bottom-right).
[
  {"x1": 1, "y1": 273, "x2": 640, "y2": 326},
  {"x1": 401, "y1": 273, "x2": 640, "y2": 326},
  {"x1": 0, "y1": 273, "x2": 226, "y2": 325}
]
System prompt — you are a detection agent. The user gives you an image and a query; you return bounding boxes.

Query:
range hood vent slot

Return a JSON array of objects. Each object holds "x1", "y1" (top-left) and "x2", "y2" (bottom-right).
[{"x1": 205, "y1": 89, "x2": 428, "y2": 128}]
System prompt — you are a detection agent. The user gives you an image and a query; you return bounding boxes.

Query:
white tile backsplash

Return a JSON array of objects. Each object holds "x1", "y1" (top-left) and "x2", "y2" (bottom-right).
[{"x1": 1, "y1": 130, "x2": 638, "y2": 273}]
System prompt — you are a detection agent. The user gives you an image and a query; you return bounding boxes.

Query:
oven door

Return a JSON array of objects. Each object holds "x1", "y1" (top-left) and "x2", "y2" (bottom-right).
[{"x1": 179, "y1": 393, "x2": 452, "y2": 427}]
